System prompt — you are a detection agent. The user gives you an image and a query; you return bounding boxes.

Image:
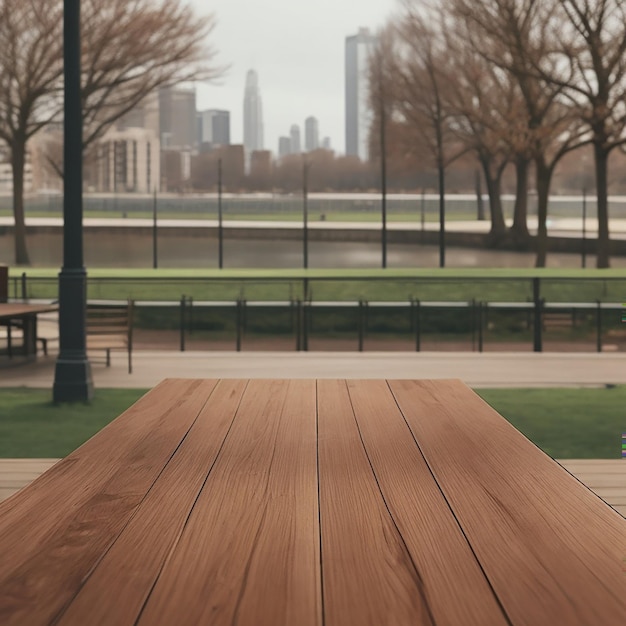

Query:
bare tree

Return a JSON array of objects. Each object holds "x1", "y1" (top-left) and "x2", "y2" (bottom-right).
[
  {"x1": 0, "y1": 0, "x2": 220, "y2": 265},
  {"x1": 538, "y1": 0, "x2": 626, "y2": 267},
  {"x1": 0, "y1": 0, "x2": 63, "y2": 265},
  {"x1": 452, "y1": 0, "x2": 588, "y2": 266},
  {"x1": 387, "y1": 2, "x2": 468, "y2": 267}
]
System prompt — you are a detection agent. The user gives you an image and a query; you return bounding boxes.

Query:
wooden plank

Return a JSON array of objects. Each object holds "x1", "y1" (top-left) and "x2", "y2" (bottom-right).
[
  {"x1": 136, "y1": 379, "x2": 321, "y2": 626},
  {"x1": 55, "y1": 379, "x2": 247, "y2": 626},
  {"x1": 389, "y1": 379, "x2": 626, "y2": 626},
  {"x1": 317, "y1": 379, "x2": 434, "y2": 626},
  {"x1": 345, "y1": 379, "x2": 508, "y2": 626},
  {"x1": 0, "y1": 378, "x2": 217, "y2": 626}
]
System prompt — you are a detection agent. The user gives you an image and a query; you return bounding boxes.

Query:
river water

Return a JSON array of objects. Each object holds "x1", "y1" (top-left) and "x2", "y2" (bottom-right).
[{"x1": 1, "y1": 230, "x2": 624, "y2": 268}]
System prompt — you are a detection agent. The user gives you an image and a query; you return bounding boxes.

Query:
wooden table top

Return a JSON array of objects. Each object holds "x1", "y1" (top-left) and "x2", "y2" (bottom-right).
[
  {"x1": 0, "y1": 379, "x2": 624, "y2": 625},
  {"x1": 0, "y1": 303, "x2": 58, "y2": 319}
]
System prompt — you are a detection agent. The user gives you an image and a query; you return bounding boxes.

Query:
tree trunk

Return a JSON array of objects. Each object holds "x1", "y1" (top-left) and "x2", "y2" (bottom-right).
[
  {"x1": 534, "y1": 158, "x2": 551, "y2": 267},
  {"x1": 594, "y1": 142, "x2": 610, "y2": 268},
  {"x1": 11, "y1": 139, "x2": 31, "y2": 266},
  {"x1": 511, "y1": 156, "x2": 530, "y2": 241},
  {"x1": 480, "y1": 157, "x2": 506, "y2": 242}
]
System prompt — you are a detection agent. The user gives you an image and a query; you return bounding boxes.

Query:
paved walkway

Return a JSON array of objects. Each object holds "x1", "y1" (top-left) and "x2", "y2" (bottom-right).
[
  {"x1": 1, "y1": 350, "x2": 624, "y2": 388},
  {"x1": 2, "y1": 216, "x2": 626, "y2": 238}
]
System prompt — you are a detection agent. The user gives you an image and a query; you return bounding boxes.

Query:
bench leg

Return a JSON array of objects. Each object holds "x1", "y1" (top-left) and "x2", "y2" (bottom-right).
[{"x1": 106, "y1": 348, "x2": 111, "y2": 367}]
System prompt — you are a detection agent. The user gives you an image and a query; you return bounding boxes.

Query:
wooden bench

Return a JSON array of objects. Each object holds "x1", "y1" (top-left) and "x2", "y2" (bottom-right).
[
  {"x1": 0, "y1": 379, "x2": 624, "y2": 625},
  {"x1": 87, "y1": 300, "x2": 133, "y2": 373},
  {"x1": 542, "y1": 309, "x2": 577, "y2": 331}
]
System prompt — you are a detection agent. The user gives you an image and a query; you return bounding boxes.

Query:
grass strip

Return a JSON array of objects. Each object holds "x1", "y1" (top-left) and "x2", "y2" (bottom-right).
[{"x1": 0, "y1": 386, "x2": 624, "y2": 459}]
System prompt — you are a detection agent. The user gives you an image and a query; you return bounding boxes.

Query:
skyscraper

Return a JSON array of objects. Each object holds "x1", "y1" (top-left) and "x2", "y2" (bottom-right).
[
  {"x1": 159, "y1": 86, "x2": 196, "y2": 149},
  {"x1": 278, "y1": 136, "x2": 291, "y2": 158},
  {"x1": 243, "y1": 70, "x2": 264, "y2": 156},
  {"x1": 290, "y1": 124, "x2": 301, "y2": 154},
  {"x1": 304, "y1": 116, "x2": 319, "y2": 152},
  {"x1": 198, "y1": 109, "x2": 230, "y2": 146},
  {"x1": 345, "y1": 27, "x2": 376, "y2": 161}
]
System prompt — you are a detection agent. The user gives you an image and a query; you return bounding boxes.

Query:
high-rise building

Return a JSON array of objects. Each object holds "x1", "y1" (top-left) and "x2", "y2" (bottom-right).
[
  {"x1": 345, "y1": 27, "x2": 376, "y2": 161},
  {"x1": 304, "y1": 117, "x2": 319, "y2": 152},
  {"x1": 322, "y1": 136, "x2": 332, "y2": 150},
  {"x1": 159, "y1": 86, "x2": 197, "y2": 149},
  {"x1": 290, "y1": 124, "x2": 301, "y2": 154},
  {"x1": 278, "y1": 136, "x2": 291, "y2": 158},
  {"x1": 198, "y1": 109, "x2": 230, "y2": 147},
  {"x1": 243, "y1": 70, "x2": 264, "y2": 156}
]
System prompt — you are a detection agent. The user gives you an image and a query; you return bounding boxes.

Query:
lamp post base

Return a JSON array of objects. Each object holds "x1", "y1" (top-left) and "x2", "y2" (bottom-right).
[{"x1": 53, "y1": 358, "x2": 94, "y2": 403}]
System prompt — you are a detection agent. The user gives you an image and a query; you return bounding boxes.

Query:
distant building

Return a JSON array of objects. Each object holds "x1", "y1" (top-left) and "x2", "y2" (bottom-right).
[
  {"x1": 159, "y1": 86, "x2": 196, "y2": 149},
  {"x1": 250, "y1": 150, "x2": 272, "y2": 184},
  {"x1": 345, "y1": 27, "x2": 376, "y2": 161},
  {"x1": 198, "y1": 109, "x2": 230, "y2": 146},
  {"x1": 221, "y1": 144, "x2": 246, "y2": 190},
  {"x1": 243, "y1": 70, "x2": 264, "y2": 160},
  {"x1": 90, "y1": 127, "x2": 160, "y2": 193},
  {"x1": 322, "y1": 136, "x2": 332, "y2": 150},
  {"x1": 304, "y1": 116, "x2": 319, "y2": 152},
  {"x1": 290, "y1": 124, "x2": 301, "y2": 154},
  {"x1": 278, "y1": 136, "x2": 291, "y2": 158}
]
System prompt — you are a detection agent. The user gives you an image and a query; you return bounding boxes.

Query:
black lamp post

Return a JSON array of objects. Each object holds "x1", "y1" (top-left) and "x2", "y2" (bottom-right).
[{"x1": 53, "y1": 0, "x2": 93, "y2": 402}]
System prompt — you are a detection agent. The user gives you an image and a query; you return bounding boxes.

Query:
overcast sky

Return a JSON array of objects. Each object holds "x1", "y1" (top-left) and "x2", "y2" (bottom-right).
[{"x1": 190, "y1": 0, "x2": 399, "y2": 155}]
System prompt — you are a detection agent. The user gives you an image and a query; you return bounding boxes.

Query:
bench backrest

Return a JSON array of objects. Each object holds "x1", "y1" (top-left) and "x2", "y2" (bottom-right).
[{"x1": 87, "y1": 300, "x2": 132, "y2": 337}]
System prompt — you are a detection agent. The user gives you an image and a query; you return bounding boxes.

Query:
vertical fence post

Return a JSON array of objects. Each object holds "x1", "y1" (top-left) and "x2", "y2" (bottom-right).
[
  {"x1": 533, "y1": 277, "x2": 542, "y2": 352},
  {"x1": 471, "y1": 299, "x2": 476, "y2": 351},
  {"x1": 415, "y1": 299, "x2": 421, "y2": 352},
  {"x1": 295, "y1": 300, "x2": 302, "y2": 352},
  {"x1": 303, "y1": 300, "x2": 309, "y2": 351},
  {"x1": 236, "y1": 299, "x2": 244, "y2": 352},
  {"x1": 358, "y1": 300, "x2": 364, "y2": 352},
  {"x1": 478, "y1": 302, "x2": 484, "y2": 353},
  {"x1": 179, "y1": 295, "x2": 186, "y2": 352},
  {"x1": 21, "y1": 272, "x2": 27, "y2": 301},
  {"x1": 596, "y1": 300, "x2": 602, "y2": 353},
  {"x1": 152, "y1": 188, "x2": 158, "y2": 269}
]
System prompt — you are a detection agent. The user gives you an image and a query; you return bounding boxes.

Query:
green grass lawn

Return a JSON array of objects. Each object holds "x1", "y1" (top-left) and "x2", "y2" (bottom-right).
[
  {"x1": 0, "y1": 386, "x2": 624, "y2": 459},
  {"x1": 10, "y1": 267, "x2": 626, "y2": 304}
]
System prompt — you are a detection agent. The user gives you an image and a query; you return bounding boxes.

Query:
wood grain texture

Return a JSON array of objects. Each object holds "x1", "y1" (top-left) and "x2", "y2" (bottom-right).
[
  {"x1": 317, "y1": 379, "x2": 434, "y2": 626},
  {"x1": 136, "y1": 379, "x2": 321, "y2": 626},
  {"x1": 345, "y1": 379, "x2": 509, "y2": 626},
  {"x1": 54, "y1": 379, "x2": 247, "y2": 626},
  {"x1": 389, "y1": 379, "x2": 626, "y2": 626},
  {"x1": 0, "y1": 378, "x2": 216, "y2": 626}
]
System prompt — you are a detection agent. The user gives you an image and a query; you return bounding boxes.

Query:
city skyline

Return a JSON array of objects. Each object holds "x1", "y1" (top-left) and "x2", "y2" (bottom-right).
[{"x1": 191, "y1": 0, "x2": 397, "y2": 155}]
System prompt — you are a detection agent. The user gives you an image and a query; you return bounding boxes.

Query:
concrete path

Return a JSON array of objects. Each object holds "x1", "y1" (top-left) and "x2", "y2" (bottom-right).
[
  {"x1": 2, "y1": 216, "x2": 626, "y2": 238},
  {"x1": 1, "y1": 459, "x2": 622, "y2": 518},
  {"x1": 1, "y1": 350, "x2": 624, "y2": 389}
]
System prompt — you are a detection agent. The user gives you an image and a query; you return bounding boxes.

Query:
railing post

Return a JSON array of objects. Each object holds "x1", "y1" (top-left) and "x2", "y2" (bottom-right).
[
  {"x1": 295, "y1": 300, "x2": 302, "y2": 352},
  {"x1": 236, "y1": 299, "x2": 244, "y2": 352},
  {"x1": 415, "y1": 299, "x2": 421, "y2": 352},
  {"x1": 21, "y1": 272, "x2": 27, "y2": 302},
  {"x1": 471, "y1": 299, "x2": 476, "y2": 351},
  {"x1": 188, "y1": 296, "x2": 194, "y2": 334},
  {"x1": 358, "y1": 300, "x2": 365, "y2": 352},
  {"x1": 533, "y1": 278, "x2": 542, "y2": 352},
  {"x1": 303, "y1": 300, "x2": 309, "y2": 352},
  {"x1": 596, "y1": 300, "x2": 602, "y2": 353},
  {"x1": 478, "y1": 302, "x2": 484, "y2": 353},
  {"x1": 179, "y1": 295, "x2": 186, "y2": 352}
]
